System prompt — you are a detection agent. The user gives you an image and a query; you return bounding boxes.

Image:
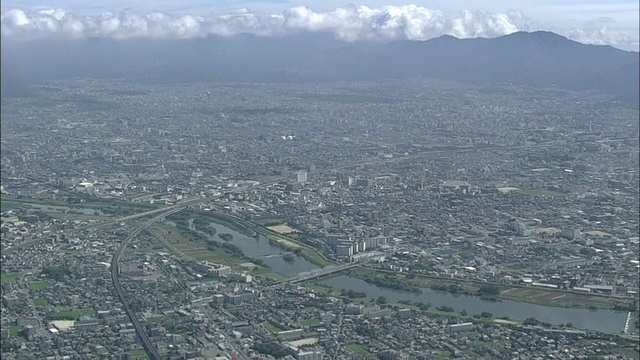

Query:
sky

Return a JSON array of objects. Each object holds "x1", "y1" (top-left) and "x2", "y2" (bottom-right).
[{"x1": 1, "y1": 0, "x2": 638, "y2": 51}]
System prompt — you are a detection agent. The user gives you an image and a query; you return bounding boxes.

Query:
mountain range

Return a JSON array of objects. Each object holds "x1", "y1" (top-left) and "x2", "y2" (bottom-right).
[{"x1": 2, "y1": 31, "x2": 638, "y2": 108}]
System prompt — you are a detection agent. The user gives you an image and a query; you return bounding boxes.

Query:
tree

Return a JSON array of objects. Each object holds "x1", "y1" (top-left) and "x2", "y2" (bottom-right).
[
  {"x1": 376, "y1": 296, "x2": 387, "y2": 305},
  {"x1": 477, "y1": 284, "x2": 500, "y2": 296}
]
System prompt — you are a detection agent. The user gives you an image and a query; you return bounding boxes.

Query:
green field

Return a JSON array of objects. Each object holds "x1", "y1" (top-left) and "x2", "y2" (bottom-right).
[
  {"x1": 47, "y1": 309, "x2": 96, "y2": 320},
  {"x1": 251, "y1": 268, "x2": 288, "y2": 281},
  {"x1": 9, "y1": 326, "x2": 22, "y2": 336},
  {"x1": 129, "y1": 349, "x2": 150, "y2": 360},
  {"x1": 33, "y1": 298, "x2": 49, "y2": 306},
  {"x1": 346, "y1": 343, "x2": 371, "y2": 356},
  {"x1": 263, "y1": 321, "x2": 283, "y2": 334},
  {"x1": 28, "y1": 281, "x2": 51, "y2": 290},
  {"x1": 0, "y1": 273, "x2": 20, "y2": 283},
  {"x1": 436, "y1": 350, "x2": 453, "y2": 359}
]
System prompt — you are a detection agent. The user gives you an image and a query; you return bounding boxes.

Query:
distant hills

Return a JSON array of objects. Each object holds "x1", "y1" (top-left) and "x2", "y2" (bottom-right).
[{"x1": 2, "y1": 31, "x2": 638, "y2": 108}]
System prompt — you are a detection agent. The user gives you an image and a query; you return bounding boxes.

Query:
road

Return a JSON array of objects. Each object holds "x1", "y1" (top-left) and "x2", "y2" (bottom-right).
[{"x1": 110, "y1": 206, "x2": 186, "y2": 360}]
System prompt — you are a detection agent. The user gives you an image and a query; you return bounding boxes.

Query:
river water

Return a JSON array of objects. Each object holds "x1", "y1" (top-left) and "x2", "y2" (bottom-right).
[
  {"x1": 193, "y1": 219, "x2": 628, "y2": 334},
  {"x1": 320, "y1": 275, "x2": 628, "y2": 334},
  {"x1": 189, "y1": 221, "x2": 318, "y2": 276}
]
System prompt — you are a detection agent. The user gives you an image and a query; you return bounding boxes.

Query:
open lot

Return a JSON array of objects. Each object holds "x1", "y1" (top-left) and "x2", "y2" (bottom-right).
[{"x1": 267, "y1": 224, "x2": 301, "y2": 234}]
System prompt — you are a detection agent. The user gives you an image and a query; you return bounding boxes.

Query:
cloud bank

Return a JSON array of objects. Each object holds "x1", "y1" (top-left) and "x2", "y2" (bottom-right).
[{"x1": 1, "y1": 5, "x2": 638, "y2": 51}]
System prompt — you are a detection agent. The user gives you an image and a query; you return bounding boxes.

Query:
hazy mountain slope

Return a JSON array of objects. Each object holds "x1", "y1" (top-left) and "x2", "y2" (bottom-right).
[{"x1": 1, "y1": 31, "x2": 637, "y2": 107}]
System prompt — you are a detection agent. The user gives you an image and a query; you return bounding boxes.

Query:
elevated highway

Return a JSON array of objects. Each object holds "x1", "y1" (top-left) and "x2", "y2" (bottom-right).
[{"x1": 110, "y1": 206, "x2": 186, "y2": 360}]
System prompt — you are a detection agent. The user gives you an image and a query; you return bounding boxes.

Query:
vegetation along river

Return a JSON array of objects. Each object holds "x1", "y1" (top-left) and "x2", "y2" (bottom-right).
[{"x1": 191, "y1": 219, "x2": 627, "y2": 334}]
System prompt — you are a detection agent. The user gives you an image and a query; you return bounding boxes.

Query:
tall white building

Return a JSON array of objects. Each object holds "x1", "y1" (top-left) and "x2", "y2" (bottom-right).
[{"x1": 297, "y1": 171, "x2": 308, "y2": 183}]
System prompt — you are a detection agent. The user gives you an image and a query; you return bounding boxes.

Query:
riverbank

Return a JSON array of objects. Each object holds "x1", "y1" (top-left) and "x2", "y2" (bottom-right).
[
  {"x1": 169, "y1": 209, "x2": 331, "y2": 267},
  {"x1": 346, "y1": 267, "x2": 632, "y2": 311},
  {"x1": 319, "y1": 274, "x2": 629, "y2": 334},
  {"x1": 209, "y1": 213, "x2": 333, "y2": 267},
  {"x1": 144, "y1": 223, "x2": 286, "y2": 281},
  {"x1": 302, "y1": 280, "x2": 580, "y2": 330}
]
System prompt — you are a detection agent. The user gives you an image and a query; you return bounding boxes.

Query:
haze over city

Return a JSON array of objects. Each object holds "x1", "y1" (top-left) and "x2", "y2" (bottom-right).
[{"x1": 1, "y1": 1, "x2": 639, "y2": 360}]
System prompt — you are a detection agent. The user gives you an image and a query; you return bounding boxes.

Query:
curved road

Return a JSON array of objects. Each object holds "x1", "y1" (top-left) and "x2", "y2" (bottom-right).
[{"x1": 110, "y1": 207, "x2": 186, "y2": 360}]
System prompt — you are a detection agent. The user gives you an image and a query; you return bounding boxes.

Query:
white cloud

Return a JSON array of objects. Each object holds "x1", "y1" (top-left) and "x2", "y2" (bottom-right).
[
  {"x1": 567, "y1": 26, "x2": 640, "y2": 50},
  {"x1": 0, "y1": 5, "x2": 535, "y2": 41},
  {"x1": 0, "y1": 5, "x2": 637, "y2": 51}
]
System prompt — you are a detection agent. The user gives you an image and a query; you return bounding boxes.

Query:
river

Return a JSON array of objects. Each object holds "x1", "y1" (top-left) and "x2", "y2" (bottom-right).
[
  {"x1": 187, "y1": 219, "x2": 628, "y2": 334},
  {"x1": 320, "y1": 275, "x2": 628, "y2": 334},
  {"x1": 187, "y1": 221, "x2": 318, "y2": 276}
]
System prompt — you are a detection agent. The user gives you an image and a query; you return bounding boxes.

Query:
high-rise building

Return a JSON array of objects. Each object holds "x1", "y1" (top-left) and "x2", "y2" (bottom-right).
[{"x1": 297, "y1": 171, "x2": 308, "y2": 183}]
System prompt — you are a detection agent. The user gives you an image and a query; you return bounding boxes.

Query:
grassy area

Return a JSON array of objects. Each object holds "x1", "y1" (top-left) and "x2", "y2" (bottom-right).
[
  {"x1": 147, "y1": 225, "x2": 293, "y2": 283},
  {"x1": 436, "y1": 350, "x2": 453, "y2": 359},
  {"x1": 346, "y1": 343, "x2": 371, "y2": 356},
  {"x1": 129, "y1": 349, "x2": 150, "y2": 360},
  {"x1": 28, "y1": 281, "x2": 51, "y2": 291},
  {"x1": 263, "y1": 321, "x2": 283, "y2": 334},
  {"x1": 300, "y1": 318, "x2": 321, "y2": 326},
  {"x1": 33, "y1": 298, "x2": 49, "y2": 306},
  {"x1": 465, "y1": 349, "x2": 480, "y2": 357},
  {"x1": 146, "y1": 225, "x2": 246, "y2": 265},
  {"x1": 500, "y1": 287, "x2": 629, "y2": 309},
  {"x1": 0, "y1": 273, "x2": 20, "y2": 283},
  {"x1": 0, "y1": 201, "x2": 24, "y2": 212},
  {"x1": 9, "y1": 326, "x2": 22, "y2": 336},
  {"x1": 251, "y1": 268, "x2": 288, "y2": 281},
  {"x1": 263, "y1": 232, "x2": 332, "y2": 267},
  {"x1": 47, "y1": 309, "x2": 96, "y2": 320}
]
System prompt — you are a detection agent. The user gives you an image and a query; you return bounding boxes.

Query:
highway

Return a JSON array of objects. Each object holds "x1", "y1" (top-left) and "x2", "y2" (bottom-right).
[
  {"x1": 3, "y1": 196, "x2": 204, "y2": 255},
  {"x1": 110, "y1": 206, "x2": 186, "y2": 360}
]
